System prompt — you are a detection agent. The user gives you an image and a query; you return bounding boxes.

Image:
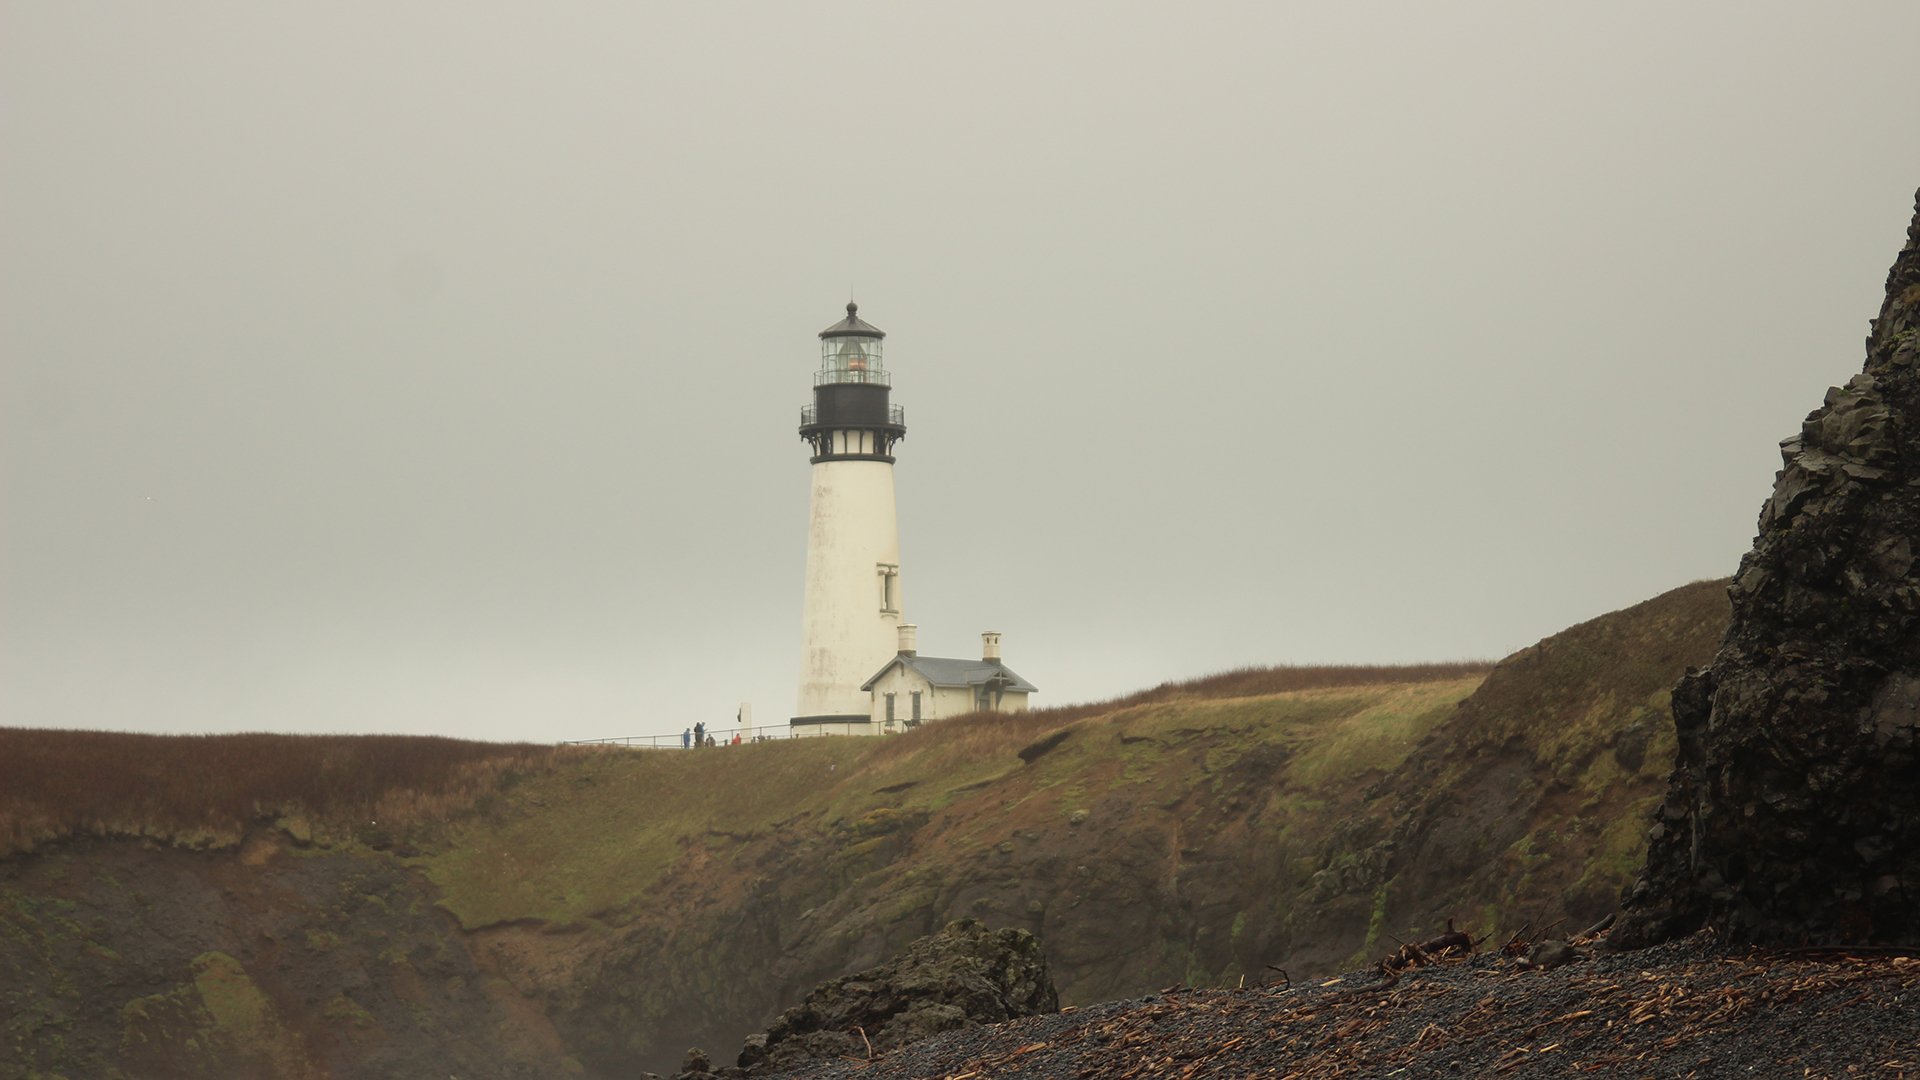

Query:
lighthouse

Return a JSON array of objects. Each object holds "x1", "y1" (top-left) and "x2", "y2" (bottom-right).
[{"x1": 794, "y1": 302, "x2": 908, "y2": 730}]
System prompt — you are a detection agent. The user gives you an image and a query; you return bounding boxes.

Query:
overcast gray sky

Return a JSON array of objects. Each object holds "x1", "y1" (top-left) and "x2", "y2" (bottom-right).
[{"x1": 4, "y1": 2, "x2": 1917, "y2": 742}]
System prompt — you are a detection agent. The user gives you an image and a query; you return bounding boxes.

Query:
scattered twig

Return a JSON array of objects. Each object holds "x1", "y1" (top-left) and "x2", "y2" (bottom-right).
[{"x1": 1773, "y1": 944, "x2": 1920, "y2": 959}]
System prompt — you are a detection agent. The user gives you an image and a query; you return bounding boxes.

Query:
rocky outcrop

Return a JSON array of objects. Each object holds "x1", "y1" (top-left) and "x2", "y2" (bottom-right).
[
  {"x1": 1617, "y1": 189, "x2": 1920, "y2": 947},
  {"x1": 716, "y1": 919, "x2": 1058, "y2": 1077}
]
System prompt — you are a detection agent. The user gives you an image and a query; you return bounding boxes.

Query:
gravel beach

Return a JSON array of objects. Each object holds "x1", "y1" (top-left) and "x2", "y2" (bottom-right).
[{"x1": 771, "y1": 937, "x2": 1918, "y2": 1079}]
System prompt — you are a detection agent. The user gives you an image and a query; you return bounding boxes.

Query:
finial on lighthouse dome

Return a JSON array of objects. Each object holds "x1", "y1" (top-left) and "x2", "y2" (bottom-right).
[{"x1": 819, "y1": 301, "x2": 886, "y2": 340}]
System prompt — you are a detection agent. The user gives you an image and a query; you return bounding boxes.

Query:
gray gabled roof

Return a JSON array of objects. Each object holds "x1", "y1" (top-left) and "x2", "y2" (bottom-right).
[
  {"x1": 860, "y1": 654, "x2": 1038, "y2": 693},
  {"x1": 819, "y1": 301, "x2": 886, "y2": 339}
]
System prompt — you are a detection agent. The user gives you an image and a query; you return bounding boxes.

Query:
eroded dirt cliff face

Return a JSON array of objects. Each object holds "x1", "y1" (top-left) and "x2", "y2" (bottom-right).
[
  {"x1": 1618, "y1": 191, "x2": 1920, "y2": 948},
  {"x1": 1, "y1": 833, "x2": 564, "y2": 1078}
]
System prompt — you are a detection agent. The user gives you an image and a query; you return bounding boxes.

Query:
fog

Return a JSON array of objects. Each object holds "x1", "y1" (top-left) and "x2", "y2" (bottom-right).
[{"x1": 4, "y1": 2, "x2": 1917, "y2": 741}]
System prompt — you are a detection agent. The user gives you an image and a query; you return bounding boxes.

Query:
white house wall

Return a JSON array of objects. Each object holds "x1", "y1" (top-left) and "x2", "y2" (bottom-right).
[
  {"x1": 866, "y1": 665, "x2": 1031, "y2": 730},
  {"x1": 866, "y1": 665, "x2": 915, "y2": 726},
  {"x1": 932, "y1": 684, "x2": 979, "y2": 717},
  {"x1": 865, "y1": 667, "x2": 968, "y2": 727},
  {"x1": 797, "y1": 453, "x2": 902, "y2": 719}
]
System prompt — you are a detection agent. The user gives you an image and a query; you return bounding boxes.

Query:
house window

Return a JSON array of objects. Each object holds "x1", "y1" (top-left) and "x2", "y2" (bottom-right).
[
  {"x1": 885, "y1": 692, "x2": 896, "y2": 722},
  {"x1": 910, "y1": 690, "x2": 922, "y2": 723},
  {"x1": 877, "y1": 563, "x2": 899, "y2": 614}
]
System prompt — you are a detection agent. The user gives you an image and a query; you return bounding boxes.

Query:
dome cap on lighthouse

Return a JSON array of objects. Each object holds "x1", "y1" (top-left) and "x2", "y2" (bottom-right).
[{"x1": 819, "y1": 302, "x2": 886, "y2": 340}]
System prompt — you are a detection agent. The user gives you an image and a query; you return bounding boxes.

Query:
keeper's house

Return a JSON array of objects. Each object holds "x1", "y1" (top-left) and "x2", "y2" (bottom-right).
[{"x1": 860, "y1": 627, "x2": 1037, "y2": 732}]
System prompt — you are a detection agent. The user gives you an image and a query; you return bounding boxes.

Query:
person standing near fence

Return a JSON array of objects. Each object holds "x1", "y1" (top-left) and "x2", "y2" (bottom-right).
[
  {"x1": 682, "y1": 727, "x2": 692, "y2": 749},
  {"x1": 693, "y1": 721, "x2": 705, "y2": 747}
]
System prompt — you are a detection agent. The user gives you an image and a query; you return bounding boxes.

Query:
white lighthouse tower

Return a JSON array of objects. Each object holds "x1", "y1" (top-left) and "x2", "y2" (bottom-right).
[{"x1": 794, "y1": 302, "x2": 908, "y2": 730}]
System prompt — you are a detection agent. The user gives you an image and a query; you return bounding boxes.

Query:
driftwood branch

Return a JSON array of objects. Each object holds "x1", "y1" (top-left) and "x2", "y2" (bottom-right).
[
  {"x1": 1376, "y1": 921, "x2": 1480, "y2": 985},
  {"x1": 1575, "y1": 912, "x2": 1617, "y2": 941}
]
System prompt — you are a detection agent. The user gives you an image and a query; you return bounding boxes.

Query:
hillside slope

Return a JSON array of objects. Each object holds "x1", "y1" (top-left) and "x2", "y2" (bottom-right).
[
  {"x1": 2, "y1": 835, "x2": 565, "y2": 1078},
  {"x1": 0, "y1": 581, "x2": 1729, "y2": 1078},
  {"x1": 1327, "y1": 577, "x2": 1735, "y2": 967}
]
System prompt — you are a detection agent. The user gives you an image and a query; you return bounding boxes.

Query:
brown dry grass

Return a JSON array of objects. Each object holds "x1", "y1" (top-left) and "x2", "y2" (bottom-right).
[
  {"x1": 1122, "y1": 661, "x2": 1495, "y2": 701},
  {"x1": 864, "y1": 661, "x2": 1495, "y2": 768},
  {"x1": 0, "y1": 664, "x2": 1495, "y2": 860},
  {"x1": 0, "y1": 728, "x2": 581, "y2": 856}
]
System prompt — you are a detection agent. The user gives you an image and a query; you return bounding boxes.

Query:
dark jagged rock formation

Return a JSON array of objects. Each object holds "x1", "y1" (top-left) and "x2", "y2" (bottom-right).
[
  {"x1": 703, "y1": 919, "x2": 1057, "y2": 1078},
  {"x1": 1616, "y1": 189, "x2": 1920, "y2": 947}
]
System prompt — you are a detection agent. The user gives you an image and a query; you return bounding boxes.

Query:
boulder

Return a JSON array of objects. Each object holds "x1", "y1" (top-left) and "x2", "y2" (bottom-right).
[
  {"x1": 1616, "y1": 188, "x2": 1920, "y2": 947},
  {"x1": 733, "y1": 918, "x2": 1058, "y2": 1074},
  {"x1": 673, "y1": 1047, "x2": 716, "y2": 1079}
]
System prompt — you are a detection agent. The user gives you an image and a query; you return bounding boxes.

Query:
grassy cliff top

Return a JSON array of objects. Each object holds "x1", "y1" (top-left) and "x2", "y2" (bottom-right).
[
  {"x1": 419, "y1": 669, "x2": 1493, "y2": 928},
  {"x1": 0, "y1": 662, "x2": 1491, "y2": 862}
]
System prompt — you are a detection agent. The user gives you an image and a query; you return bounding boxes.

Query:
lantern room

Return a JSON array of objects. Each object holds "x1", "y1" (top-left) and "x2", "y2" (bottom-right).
[{"x1": 817, "y1": 302, "x2": 888, "y2": 386}]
